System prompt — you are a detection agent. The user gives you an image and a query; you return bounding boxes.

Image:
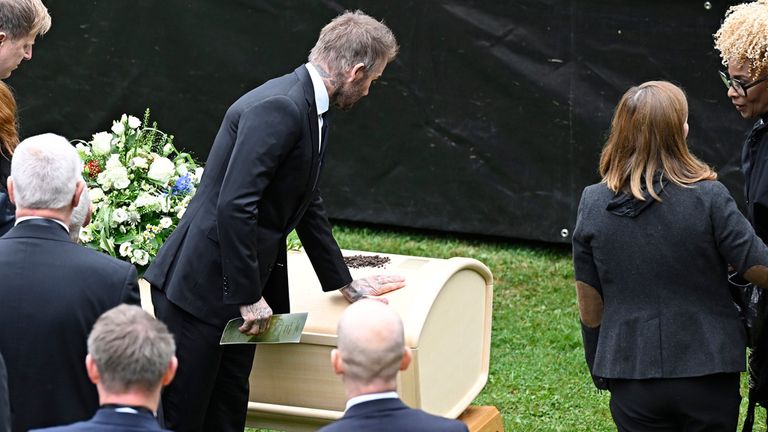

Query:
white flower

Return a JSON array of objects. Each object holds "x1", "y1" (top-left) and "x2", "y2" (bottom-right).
[
  {"x1": 105, "y1": 154, "x2": 123, "y2": 170},
  {"x1": 113, "y1": 208, "x2": 129, "y2": 224},
  {"x1": 113, "y1": 176, "x2": 130, "y2": 190},
  {"x1": 79, "y1": 227, "x2": 93, "y2": 243},
  {"x1": 162, "y1": 144, "x2": 174, "y2": 156},
  {"x1": 134, "y1": 192, "x2": 158, "y2": 208},
  {"x1": 177, "y1": 207, "x2": 187, "y2": 219},
  {"x1": 176, "y1": 164, "x2": 188, "y2": 176},
  {"x1": 132, "y1": 249, "x2": 150, "y2": 266},
  {"x1": 75, "y1": 143, "x2": 92, "y2": 156},
  {"x1": 159, "y1": 217, "x2": 173, "y2": 228},
  {"x1": 119, "y1": 242, "x2": 133, "y2": 257},
  {"x1": 130, "y1": 157, "x2": 148, "y2": 169},
  {"x1": 147, "y1": 157, "x2": 175, "y2": 183},
  {"x1": 111, "y1": 120, "x2": 125, "y2": 135},
  {"x1": 89, "y1": 188, "x2": 105, "y2": 203},
  {"x1": 91, "y1": 132, "x2": 113, "y2": 155},
  {"x1": 128, "y1": 210, "x2": 141, "y2": 225},
  {"x1": 127, "y1": 115, "x2": 141, "y2": 129},
  {"x1": 194, "y1": 167, "x2": 204, "y2": 182}
]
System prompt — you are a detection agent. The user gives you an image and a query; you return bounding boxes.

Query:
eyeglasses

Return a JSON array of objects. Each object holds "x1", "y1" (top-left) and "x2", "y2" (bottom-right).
[{"x1": 720, "y1": 70, "x2": 768, "y2": 97}]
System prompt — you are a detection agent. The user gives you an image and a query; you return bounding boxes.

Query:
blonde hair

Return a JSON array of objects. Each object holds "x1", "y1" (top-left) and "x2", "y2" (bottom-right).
[
  {"x1": 714, "y1": 0, "x2": 768, "y2": 78},
  {"x1": 599, "y1": 81, "x2": 716, "y2": 201}
]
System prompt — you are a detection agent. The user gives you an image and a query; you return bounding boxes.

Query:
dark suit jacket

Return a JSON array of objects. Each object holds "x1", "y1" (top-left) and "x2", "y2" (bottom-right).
[
  {"x1": 0, "y1": 219, "x2": 140, "y2": 432},
  {"x1": 29, "y1": 408, "x2": 168, "y2": 431},
  {"x1": 318, "y1": 398, "x2": 468, "y2": 432},
  {"x1": 573, "y1": 180, "x2": 768, "y2": 379},
  {"x1": 0, "y1": 354, "x2": 8, "y2": 432},
  {"x1": 145, "y1": 65, "x2": 351, "y2": 327}
]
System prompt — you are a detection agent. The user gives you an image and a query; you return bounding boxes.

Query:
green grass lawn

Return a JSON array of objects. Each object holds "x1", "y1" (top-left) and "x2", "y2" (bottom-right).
[{"x1": 247, "y1": 222, "x2": 766, "y2": 431}]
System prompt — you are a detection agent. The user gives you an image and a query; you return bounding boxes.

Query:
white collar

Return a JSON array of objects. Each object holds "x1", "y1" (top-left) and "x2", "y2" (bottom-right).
[
  {"x1": 15, "y1": 216, "x2": 70, "y2": 233},
  {"x1": 345, "y1": 391, "x2": 399, "y2": 411},
  {"x1": 305, "y1": 63, "x2": 329, "y2": 116}
]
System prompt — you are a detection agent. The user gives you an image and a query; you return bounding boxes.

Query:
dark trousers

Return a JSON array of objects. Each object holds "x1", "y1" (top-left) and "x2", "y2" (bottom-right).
[
  {"x1": 152, "y1": 288, "x2": 256, "y2": 432},
  {"x1": 609, "y1": 373, "x2": 741, "y2": 432}
]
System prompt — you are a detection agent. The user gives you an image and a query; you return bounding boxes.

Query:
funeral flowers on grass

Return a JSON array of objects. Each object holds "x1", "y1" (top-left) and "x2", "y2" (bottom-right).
[{"x1": 75, "y1": 110, "x2": 202, "y2": 271}]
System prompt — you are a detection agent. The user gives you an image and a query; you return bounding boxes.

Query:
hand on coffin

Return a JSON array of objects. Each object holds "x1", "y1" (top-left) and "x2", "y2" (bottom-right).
[
  {"x1": 239, "y1": 297, "x2": 273, "y2": 335},
  {"x1": 339, "y1": 274, "x2": 406, "y2": 304}
]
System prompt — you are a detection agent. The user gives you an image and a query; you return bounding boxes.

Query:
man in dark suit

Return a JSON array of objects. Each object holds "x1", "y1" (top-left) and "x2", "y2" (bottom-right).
[
  {"x1": 30, "y1": 305, "x2": 177, "y2": 432},
  {"x1": 0, "y1": 134, "x2": 140, "y2": 432},
  {"x1": 144, "y1": 10, "x2": 404, "y2": 432},
  {"x1": 319, "y1": 300, "x2": 468, "y2": 432}
]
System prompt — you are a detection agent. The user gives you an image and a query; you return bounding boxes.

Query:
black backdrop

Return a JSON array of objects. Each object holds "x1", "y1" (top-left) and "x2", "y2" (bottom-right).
[{"x1": 5, "y1": 0, "x2": 749, "y2": 244}]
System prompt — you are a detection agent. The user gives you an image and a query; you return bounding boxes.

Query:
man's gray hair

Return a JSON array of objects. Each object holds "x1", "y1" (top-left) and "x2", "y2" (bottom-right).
[
  {"x1": 308, "y1": 10, "x2": 398, "y2": 76},
  {"x1": 10, "y1": 133, "x2": 82, "y2": 210},
  {"x1": 0, "y1": 0, "x2": 51, "y2": 40},
  {"x1": 69, "y1": 185, "x2": 89, "y2": 242},
  {"x1": 88, "y1": 305, "x2": 176, "y2": 393}
]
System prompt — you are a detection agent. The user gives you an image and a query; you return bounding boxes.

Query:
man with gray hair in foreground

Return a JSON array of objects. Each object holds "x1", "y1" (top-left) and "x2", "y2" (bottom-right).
[
  {"x1": 319, "y1": 300, "x2": 468, "y2": 432},
  {"x1": 31, "y1": 305, "x2": 177, "y2": 431},
  {"x1": 0, "y1": 134, "x2": 140, "y2": 432}
]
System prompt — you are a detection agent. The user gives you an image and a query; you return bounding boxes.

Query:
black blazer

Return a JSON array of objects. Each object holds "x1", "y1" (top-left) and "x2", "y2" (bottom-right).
[
  {"x1": 0, "y1": 219, "x2": 140, "y2": 432},
  {"x1": 0, "y1": 354, "x2": 8, "y2": 432},
  {"x1": 29, "y1": 408, "x2": 168, "y2": 431},
  {"x1": 318, "y1": 398, "x2": 468, "y2": 432},
  {"x1": 145, "y1": 65, "x2": 351, "y2": 327},
  {"x1": 573, "y1": 180, "x2": 768, "y2": 379}
]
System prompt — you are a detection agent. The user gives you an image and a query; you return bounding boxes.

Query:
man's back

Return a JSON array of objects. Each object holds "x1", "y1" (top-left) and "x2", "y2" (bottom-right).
[
  {"x1": 0, "y1": 219, "x2": 140, "y2": 432},
  {"x1": 318, "y1": 398, "x2": 468, "y2": 432}
]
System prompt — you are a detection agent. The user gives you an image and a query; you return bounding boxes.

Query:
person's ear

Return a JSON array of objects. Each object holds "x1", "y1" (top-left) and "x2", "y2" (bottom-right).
[
  {"x1": 71, "y1": 180, "x2": 84, "y2": 209},
  {"x1": 400, "y1": 347, "x2": 412, "y2": 371},
  {"x1": 85, "y1": 354, "x2": 100, "y2": 385},
  {"x1": 161, "y1": 356, "x2": 178, "y2": 386},
  {"x1": 331, "y1": 348, "x2": 344, "y2": 375},
  {"x1": 348, "y1": 63, "x2": 366, "y2": 82},
  {"x1": 6, "y1": 177, "x2": 13, "y2": 205},
  {"x1": 0, "y1": 32, "x2": 6, "y2": 45}
]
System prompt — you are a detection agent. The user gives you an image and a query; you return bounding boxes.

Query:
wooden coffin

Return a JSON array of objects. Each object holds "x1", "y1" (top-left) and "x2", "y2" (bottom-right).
[{"x1": 245, "y1": 250, "x2": 493, "y2": 431}]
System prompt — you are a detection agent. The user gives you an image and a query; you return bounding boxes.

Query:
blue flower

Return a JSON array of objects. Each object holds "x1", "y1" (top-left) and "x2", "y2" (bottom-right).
[{"x1": 171, "y1": 173, "x2": 193, "y2": 196}]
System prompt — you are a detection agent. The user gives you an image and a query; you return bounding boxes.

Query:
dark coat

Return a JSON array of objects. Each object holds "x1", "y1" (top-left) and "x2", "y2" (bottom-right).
[
  {"x1": 743, "y1": 117, "x2": 768, "y2": 242},
  {"x1": 29, "y1": 408, "x2": 168, "y2": 432},
  {"x1": 144, "y1": 65, "x2": 351, "y2": 328},
  {"x1": 573, "y1": 180, "x2": 768, "y2": 379},
  {"x1": 0, "y1": 219, "x2": 140, "y2": 432},
  {"x1": 317, "y1": 398, "x2": 468, "y2": 432}
]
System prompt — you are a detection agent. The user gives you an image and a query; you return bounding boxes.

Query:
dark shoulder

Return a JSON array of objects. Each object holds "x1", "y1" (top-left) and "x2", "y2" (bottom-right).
[{"x1": 409, "y1": 408, "x2": 469, "y2": 431}]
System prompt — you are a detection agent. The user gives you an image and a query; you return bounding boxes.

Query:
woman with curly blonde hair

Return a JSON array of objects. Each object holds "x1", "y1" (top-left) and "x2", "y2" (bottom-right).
[
  {"x1": 715, "y1": 0, "x2": 768, "y2": 240},
  {"x1": 574, "y1": 81, "x2": 768, "y2": 431},
  {"x1": 0, "y1": 80, "x2": 17, "y2": 236}
]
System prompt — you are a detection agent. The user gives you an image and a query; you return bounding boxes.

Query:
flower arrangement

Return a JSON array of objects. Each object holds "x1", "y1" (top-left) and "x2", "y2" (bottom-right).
[{"x1": 74, "y1": 110, "x2": 202, "y2": 272}]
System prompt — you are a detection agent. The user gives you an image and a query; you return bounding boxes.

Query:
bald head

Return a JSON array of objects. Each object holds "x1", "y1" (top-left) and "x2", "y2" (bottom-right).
[{"x1": 335, "y1": 300, "x2": 406, "y2": 387}]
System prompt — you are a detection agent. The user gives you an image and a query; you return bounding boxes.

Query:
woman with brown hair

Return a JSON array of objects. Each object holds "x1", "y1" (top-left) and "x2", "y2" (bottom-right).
[
  {"x1": 0, "y1": 80, "x2": 18, "y2": 236},
  {"x1": 573, "y1": 81, "x2": 768, "y2": 430}
]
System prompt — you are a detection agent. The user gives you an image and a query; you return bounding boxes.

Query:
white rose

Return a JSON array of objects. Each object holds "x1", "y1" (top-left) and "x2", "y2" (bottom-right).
[
  {"x1": 106, "y1": 154, "x2": 123, "y2": 170},
  {"x1": 134, "y1": 192, "x2": 156, "y2": 208},
  {"x1": 176, "y1": 164, "x2": 188, "y2": 176},
  {"x1": 111, "y1": 120, "x2": 125, "y2": 135},
  {"x1": 119, "y1": 242, "x2": 133, "y2": 257},
  {"x1": 91, "y1": 132, "x2": 113, "y2": 155},
  {"x1": 130, "y1": 157, "x2": 148, "y2": 169},
  {"x1": 159, "y1": 217, "x2": 173, "y2": 229},
  {"x1": 113, "y1": 208, "x2": 129, "y2": 223},
  {"x1": 147, "y1": 157, "x2": 175, "y2": 183},
  {"x1": 127, "y1": 115, "x2": 141, "y2": 129},
  {"x1": 132, "y1": 249, "x2": 150, "y2": 266},
  {"x1": 89, "y1": 188, "x2": 104, "y2": 203},
  {"x1": 113, "y1": 176, "x2": 130, "y2": 190},
  {"x1": 194, "y1": 167, "x2": 204, "y2": 182},
  {"x1": 96, "y1": 171, "x2": 112, "y2": 190}
]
